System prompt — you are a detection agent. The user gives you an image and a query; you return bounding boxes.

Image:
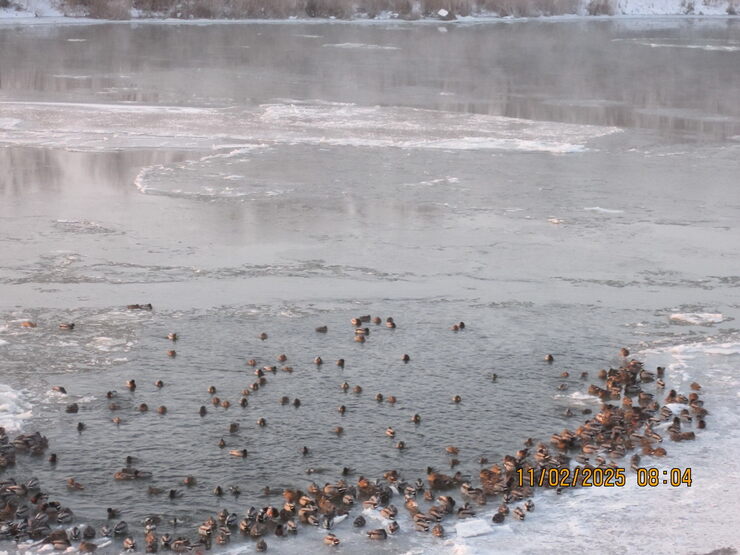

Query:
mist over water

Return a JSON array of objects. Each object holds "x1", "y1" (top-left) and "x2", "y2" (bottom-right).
[{"x1": 0, "y1": 17, "x2": 739, "y2": 554}]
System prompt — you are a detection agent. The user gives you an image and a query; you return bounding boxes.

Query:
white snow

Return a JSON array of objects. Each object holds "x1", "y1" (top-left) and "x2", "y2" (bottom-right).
[
  {"x1": 669, "y1": 312, "x2": 726, "y2": 325},
  {"x1": 0, "y1": 0, "x2": 62, "y2": 18}
]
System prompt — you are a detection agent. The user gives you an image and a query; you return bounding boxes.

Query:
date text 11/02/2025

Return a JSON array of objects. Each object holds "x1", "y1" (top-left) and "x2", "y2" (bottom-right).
[{"x1": 516, "y1": 467, "x2": 692, "y2": 488}]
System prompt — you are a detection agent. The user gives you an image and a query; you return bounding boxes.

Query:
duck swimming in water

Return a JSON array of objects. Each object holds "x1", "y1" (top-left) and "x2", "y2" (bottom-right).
[{"x1": 67, "y1": 478, "x2": 84, "y2": 490}]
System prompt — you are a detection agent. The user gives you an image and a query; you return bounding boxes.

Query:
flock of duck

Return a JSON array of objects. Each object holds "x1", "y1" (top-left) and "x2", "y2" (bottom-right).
[{"x1": 0, "y1": 307, "x2": 708, "y2": 552}]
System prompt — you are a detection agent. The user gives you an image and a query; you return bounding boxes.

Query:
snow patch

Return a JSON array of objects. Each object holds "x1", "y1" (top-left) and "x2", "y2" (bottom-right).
[
  {"x1": 669, "y1": 313, "x2": 725, "y2": 325},
  {"x1": 0, "y1": 384, "x2": 33, "y2": 433}
]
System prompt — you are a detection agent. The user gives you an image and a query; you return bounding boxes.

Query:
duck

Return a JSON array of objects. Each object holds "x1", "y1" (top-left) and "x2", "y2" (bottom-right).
[
  {"x1": 324, "y1": 533, "x2": 340, "y2": 546},
  {"x1": 316, "y1": 326, "x2": 328, "y2": 333},
  {"x1": 353, "y1": 385, "x2": 363, "y2": 394},
  {"x1": 277, "y1": 354, "x2": 287, "y2": 362},
  {"x1": 20, "y1": 321, "x2": 37, "y2": 328},
  {"x1": 67, "y1": 478, "x2": 84, "y2": 490},
  {"x1": 259, "y1": 333, "x2": 268, "y2": 341},
  {"x1": 620, "y1": 347, "x2": 630, "y2": 357},
  {"x1": 396, "y1": 441, "x2": 406, "y2": 450},
  {"x1": 199, "y1": 406, "x2": 207, "y2": 416},
  {"x1": 167, "y1": 332, "x2": 177, "y2": 341},
  {"x1": 333, "y1": 426, "x2": 344, "y2": 435},
  {"x1": 457, "y1": 503, "x2": 476, "y2": 518},
  {"x1": 293, "y1": 399, "x2": 301, "y2": 408},
  {"x1": 386, "y1": 318, "x2": 396, "y2": 329},
  {"x1": 126, "y1": 380, "x2": 136, "y2": 391},
  {"x1": 221, "y1": 399, "x2": 231, "y2": 409},
  {"x1": 411, "y1": 413, "x2": 421, "y2": 424},
  {"x1": 401, "y1": 354, "x2": 410, "y2": 362},
  {"x1": 257, "y1": 417, "x2": 267, "y2": 427},
  {"x1": 336, "y1": 359, "x2": 345, "y2": 368},
  {"x1": 545, "y1": 354, "x2": 554, "y2": 363},
  {"x1": 452, "y1": 395, "x2": 462, "y2": 403},
  {"x1": 59, "y1": 322, "x2": 75, "y2": 330},
  {"x1": 386, "y1": 427, "x2": 395, "y2": 437},
  {"x1": 340, "y1": 382, "x2": 349, "y2": 391},
  {"x1": 354, "y1": 335, "x2": 366, "y2": 343},
  {"x1": 338, "y1": 405, "x2": 346, "y2": 415},
  {"x1": 218, "y1": 438, "x2": 226, "y2": 448},
  {"x1": 314, "y1": 356, "x2": 323, "y2": 365},
  {"x1": 229, "y1": 449, "x2": 248, "y2": 458},
  {"x1": 387, "y1": 395, "x2": 397, "y2": 404},
  {"x1": 281, "y1": 396, "x2": 290, "y2": 405},
  {"x1": 240, "y1": 397, "x2": 248, "y2": 407},
  {"x1": 367, "y1": 528, "x2": 388, "y2": 540},
  {"x1": 376, "y1": 393, "x2": 384, "y2": 402},
  {"x1": 157, "y1": 406, "x2": 167, "y2": 415},
  {"x1": 167, "y1": 350, "x2": 176, "y2": 358}
]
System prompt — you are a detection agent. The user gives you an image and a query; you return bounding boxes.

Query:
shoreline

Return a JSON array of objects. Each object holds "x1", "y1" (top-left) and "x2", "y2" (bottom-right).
[{"x1": 1, "y1": 13, "x2": 739, "y2": 26}]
